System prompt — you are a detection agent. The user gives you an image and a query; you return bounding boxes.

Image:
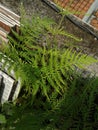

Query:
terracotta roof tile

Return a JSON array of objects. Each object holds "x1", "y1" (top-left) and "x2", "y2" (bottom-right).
[
  {"x1": 90, "y1": 10, "x2": 98, "y2": 30},
  {"x1": 52, "y1": 0, "x2": 95, "y2": 19}
]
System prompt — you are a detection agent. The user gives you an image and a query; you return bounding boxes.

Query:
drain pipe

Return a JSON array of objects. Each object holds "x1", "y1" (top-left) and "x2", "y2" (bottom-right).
[{"x1": 42, "y1": 0, "x2": 98, "y2": 40}]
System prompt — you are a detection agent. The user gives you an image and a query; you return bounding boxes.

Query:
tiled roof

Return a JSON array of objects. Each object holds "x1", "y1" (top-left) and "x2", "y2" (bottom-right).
[{"x1": 52, "y1": 0, "x2": 95, "y2": 19}]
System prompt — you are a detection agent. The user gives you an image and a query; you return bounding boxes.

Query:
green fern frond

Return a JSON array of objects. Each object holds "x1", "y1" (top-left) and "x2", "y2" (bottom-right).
[{"x1": 0, "y1": 12, "x2": 98, "y2": 104}]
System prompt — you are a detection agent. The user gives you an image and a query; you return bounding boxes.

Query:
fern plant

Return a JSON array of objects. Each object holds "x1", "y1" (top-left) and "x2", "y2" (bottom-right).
[
  {"x1": 0, "y1": 76, "x2": 98, "y2": 130},
  {"x1": 0, "y1": 12, "x2": 97, "y2": 104},
  {"x1": 47, "y1": 76, "x2": 98, "y2": 130}
]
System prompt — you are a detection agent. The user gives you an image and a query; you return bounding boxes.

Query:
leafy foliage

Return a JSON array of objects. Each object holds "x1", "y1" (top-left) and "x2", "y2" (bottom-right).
[
  {"x1": 0, "y1": 12, "x2": 97, "y2": 104},
  {"x1": 0, "y1": 7, "x2": 98, "y2": 130},
  {"x1": 0, "y1": 76, "x2": 98, "y2": 130},
  {"x1": 0, "y1": 114, "x2": 6, "y2": 124},
  {"x1": 48, "y1": 76, "x2": 98, "y2": 130}
]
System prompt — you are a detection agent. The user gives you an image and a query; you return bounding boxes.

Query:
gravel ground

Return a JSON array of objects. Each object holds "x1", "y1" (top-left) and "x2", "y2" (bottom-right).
[{"x1": 0, "y1": 0, "x2": 98, "y2": 75}]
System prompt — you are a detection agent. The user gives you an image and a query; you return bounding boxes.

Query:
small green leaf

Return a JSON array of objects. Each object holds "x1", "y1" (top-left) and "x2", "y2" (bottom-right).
[{"x1": 0, "y1": 114, "x2": 6, "y2": 124}]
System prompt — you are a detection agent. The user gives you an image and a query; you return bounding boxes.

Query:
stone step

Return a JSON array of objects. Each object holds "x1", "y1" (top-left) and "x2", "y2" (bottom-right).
[
  {"x1": 0, "y1": 4, "x2": 20, "y2": 21},
  {"x1": 0, "y1": 4, "x2": 20, "y2": 43}
]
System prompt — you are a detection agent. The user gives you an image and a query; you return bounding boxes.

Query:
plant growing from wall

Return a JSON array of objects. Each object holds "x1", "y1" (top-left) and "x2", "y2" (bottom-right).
[
  {"x1": 45, "y1": 76, "x2": 98, "y2": 130},
  {"x1": 0, "y1": 5, "x2": 98, "y2": 130},
  {"x1": 0, "y1": 76, "x2": 98, "y2": 130},
  {"x1": 0, "y1": 10, "x2": 97, "y2": 104}
]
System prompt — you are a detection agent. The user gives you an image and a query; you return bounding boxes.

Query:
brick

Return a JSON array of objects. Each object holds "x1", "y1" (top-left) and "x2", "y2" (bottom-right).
[
  {"x1": 95, "y1": 11, "x2": 98, "y2": 18},
  {"x1": 90, "y1": 18, "x2": 98, "y2": 24}
]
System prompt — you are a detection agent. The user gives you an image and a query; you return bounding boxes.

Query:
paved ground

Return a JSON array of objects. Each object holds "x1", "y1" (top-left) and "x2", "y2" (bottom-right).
[{"x1": 0, "y1": 0, "x2": 98, "y2": 76}]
